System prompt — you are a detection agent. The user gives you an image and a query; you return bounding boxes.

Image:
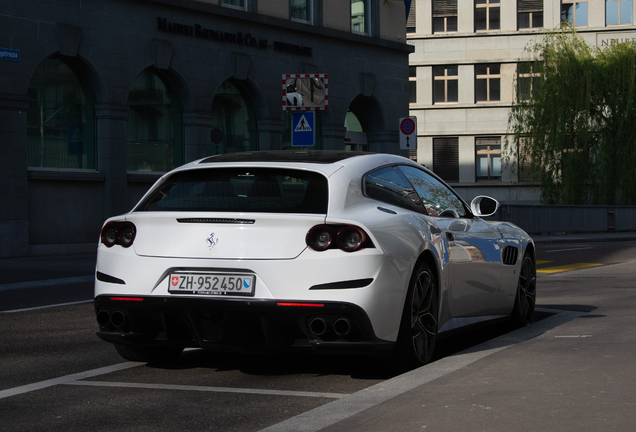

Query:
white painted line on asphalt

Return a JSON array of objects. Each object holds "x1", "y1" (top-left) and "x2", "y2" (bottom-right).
[
  {"x1": 65, "y1": 381, "x2": 348, "y2": 399},
  {"x1": 545, "y1": 247, "x2": 594, "y2": 253},
  {"x1": 259, "y1": 310, "x2": 586, "y2": 432},
  {"x1": 1, "y1": 299, "x2": 93, "y2": 314},
  {"x1": 0, "y1": 275, "x2": 94, "y2": 292},
  {"x1": 0, "y1": 362, "x2": 143, "y2": 400}
]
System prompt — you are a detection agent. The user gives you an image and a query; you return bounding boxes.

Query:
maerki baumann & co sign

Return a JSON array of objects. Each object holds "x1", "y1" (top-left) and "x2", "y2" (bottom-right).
[{"x1": 157, "y1": 17, "x2": 313, "y2": 57}]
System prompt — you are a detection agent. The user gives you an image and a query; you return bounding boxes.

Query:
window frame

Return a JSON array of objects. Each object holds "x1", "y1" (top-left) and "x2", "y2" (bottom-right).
[
  {"x1": 433, "y1": 65, "x2": 459, "y2": 104},
  {"x1": 475, "y1": 63, "x2": 501, "y2": 103},
  {"x1": 475, "y1": 0, "x2": 501, "y2": 32},
  {"x1": 351, "y1": 0, "x2": 371, "y2": 35},
  {"x1": 221, "y1": 0, "x2": 248, "y2": 11},
  {"x1": 290, "y1": 0, "x2": 314, "y2": 24},
  {"x1": 475, "y1": 137, "x2": 502, "y2": 181},
  {"x1": 409, "y1": 66, "x2": 417, "y2": 105},
  {"x1": 433, "y1": 0, "x2": 458, "y2": 34},
  {"x1": 561, "y1": 0, "x2": 588, "y2": 27},
  {"x1": 517, "y1": 0, "x2": 543, "y2": 29},
  {"x1": 606, "y1": 0, "x2": 633, "y2": 25},
  {"x1": 517, "y1": 62, "x2": 541, "y2": 101}
]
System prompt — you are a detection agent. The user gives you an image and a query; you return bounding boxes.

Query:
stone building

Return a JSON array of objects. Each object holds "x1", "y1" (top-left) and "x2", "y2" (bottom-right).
[
  {"x1": 407, "y1": 0, "x2": 636, "y2": 203},
  {"x1": 0, "y1": 0, "x2": 413, "y2": 257}
]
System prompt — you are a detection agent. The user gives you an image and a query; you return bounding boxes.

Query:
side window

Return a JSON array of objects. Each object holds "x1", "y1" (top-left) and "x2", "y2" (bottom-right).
[
  {"x1": 398, "y1": 165, "x2": 468, "y2": 218},
  {"x1": 363, "y1": 166, "x2": 426, "y2": 213}
]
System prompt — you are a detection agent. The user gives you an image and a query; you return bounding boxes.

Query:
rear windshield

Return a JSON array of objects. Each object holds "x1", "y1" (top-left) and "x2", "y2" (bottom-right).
[{"x1": 136, "y1": 168, "x2": 328, "y2": 214}]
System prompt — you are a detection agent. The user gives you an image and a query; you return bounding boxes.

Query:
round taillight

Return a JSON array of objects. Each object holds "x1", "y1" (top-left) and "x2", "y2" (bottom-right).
[
  {"x1": 337, "y1": 227, "x2": 366, "y2": 252},
  {"x1": 101, "y1": 222, "x2": 118, "y2": 248},
  {"x1": 118, "y1": 223, "x2": 136, "y2": 248},
  {"x1": 101, "y1": 221, "x2": 136, "y2": 248},
  {"x1": 306, "y1": 225, "x2": 334, "y2": 251}
]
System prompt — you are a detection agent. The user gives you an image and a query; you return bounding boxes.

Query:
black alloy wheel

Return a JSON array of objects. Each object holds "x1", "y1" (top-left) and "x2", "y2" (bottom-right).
[
  {"x1": 392, "y1": 261, "x2": 439, "y2": 372},
  {"x1": 512, "y1": 251, "x2": 536, "y2": 326}
]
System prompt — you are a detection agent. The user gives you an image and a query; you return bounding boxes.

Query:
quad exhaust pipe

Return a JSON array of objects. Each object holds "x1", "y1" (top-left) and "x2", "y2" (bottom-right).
[
  {"x1": 97, "y1": 309, "x2": 128, "y2": 329},
  {"x1": 309, "y1": 317, "x2": 360, "y2": 340}
]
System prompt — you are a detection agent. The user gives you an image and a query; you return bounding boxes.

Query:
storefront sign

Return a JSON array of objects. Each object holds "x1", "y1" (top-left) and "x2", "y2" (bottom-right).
[
  {"x1": 0, "y1": 48, "x2": 20, "y2": 62},
  {"x1": 157, "y1": 17, "x2": 312, "y2": 57},
  {"x1": 597, "y1": 32, "x2": 636, "y2": 48}
]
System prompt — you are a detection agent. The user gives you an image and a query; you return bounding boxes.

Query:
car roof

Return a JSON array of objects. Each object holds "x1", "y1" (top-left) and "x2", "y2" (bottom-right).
[{"x1": 197, "y1": 150, "x2": 376, "y2": 164}]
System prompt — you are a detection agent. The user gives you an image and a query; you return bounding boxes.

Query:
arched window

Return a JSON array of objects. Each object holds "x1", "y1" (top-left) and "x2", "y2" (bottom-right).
[
  {"x1": 27, "y1": 57, "x2": 96, "y2": 169},
  {"x1": 210, "y1": 80, "x2": 258, "y2": 155},
  {"x1": 344, "y1": 109, "x2": 368, "y2": 151},
  {"x1": 127, "y1": 69, "x2": 183, "y2": 172}
]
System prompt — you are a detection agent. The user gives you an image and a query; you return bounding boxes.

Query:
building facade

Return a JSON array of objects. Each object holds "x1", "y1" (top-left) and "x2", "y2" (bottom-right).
[
  {"x1": 407, "y1": 0, "x2": 636, "y2": 204},
  {"x1": 0, "y1": 0, "x2": 413, "y2": 257}
]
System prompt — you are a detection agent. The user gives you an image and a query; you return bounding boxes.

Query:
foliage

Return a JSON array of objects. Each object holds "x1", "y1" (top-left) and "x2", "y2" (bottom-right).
[{"x1": 507, "y1": 25, "x2": 636, "y2": 205}]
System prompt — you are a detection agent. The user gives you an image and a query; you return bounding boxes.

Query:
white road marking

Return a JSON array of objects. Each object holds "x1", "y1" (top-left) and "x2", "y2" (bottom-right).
[
  {"x1": 1, "y1": 300, "x2": 92, "y2": 314},
  {"x1": 545, "y1": 247, "x2": 594, "y2": 253},
  {"x1": 0, "y1": 275, "x2": 93, "y2": 292},
  {"x1": 259, "y1": 310, "x2": 585, "y2": 432},
  {"x1": 0, "y1": 362, "x2": 143, "y2": 400},
  {"x1": 66, "y1": 381, "x2": 348, "y2": 399}
]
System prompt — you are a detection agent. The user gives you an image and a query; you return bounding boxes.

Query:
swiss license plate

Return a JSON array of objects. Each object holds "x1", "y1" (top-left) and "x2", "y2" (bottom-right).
[{"x1": 168, "y1": 272, "x2": 255, "y2": 296}]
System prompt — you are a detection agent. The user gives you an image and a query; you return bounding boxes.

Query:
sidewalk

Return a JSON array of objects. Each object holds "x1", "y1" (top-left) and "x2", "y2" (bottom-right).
[{"x1": 263, "y1": 258, "x2": 636, "y2": 432}]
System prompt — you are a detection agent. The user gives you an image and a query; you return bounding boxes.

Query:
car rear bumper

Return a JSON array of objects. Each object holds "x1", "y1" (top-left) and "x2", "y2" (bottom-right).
[{"x1": 94, "y1": 295, "x2": 394, "y2": 355}]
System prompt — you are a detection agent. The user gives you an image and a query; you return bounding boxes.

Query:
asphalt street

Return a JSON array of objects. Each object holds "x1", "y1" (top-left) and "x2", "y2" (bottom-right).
[{"x1": 1, "y1": 232, "x2": 636, "y2": 431}]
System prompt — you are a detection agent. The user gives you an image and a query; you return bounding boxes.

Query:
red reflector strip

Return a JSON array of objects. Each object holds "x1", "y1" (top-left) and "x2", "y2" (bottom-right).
[
  {"x1": 276, "y1": 302, "x2": 324, "y2": 307},
  {"x1": 110, "y1": 297, "x2": 144, "y2": 302}
]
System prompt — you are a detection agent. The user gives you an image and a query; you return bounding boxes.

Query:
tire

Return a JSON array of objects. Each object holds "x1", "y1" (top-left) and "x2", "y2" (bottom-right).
[
  {"x1": 511, "y1": 251, "x2": 536, "y2": 327},
  {"x1": 391, "y1": 261, "x2": 439, "y2": 372},
  {"x1": 115, "y1": 344, "x2": 184, "y2": 364}
]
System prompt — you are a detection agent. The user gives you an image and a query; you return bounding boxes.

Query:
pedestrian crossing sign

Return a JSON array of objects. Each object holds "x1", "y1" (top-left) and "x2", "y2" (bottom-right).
[{"x1": 292, "y1": 111, "x2": 315, "y2": 147}]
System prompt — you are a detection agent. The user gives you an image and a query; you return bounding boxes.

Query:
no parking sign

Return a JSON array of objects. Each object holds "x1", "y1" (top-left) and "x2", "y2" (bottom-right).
[{"x1": 399, "y1": 117, "x2": 417, "y2": 150}]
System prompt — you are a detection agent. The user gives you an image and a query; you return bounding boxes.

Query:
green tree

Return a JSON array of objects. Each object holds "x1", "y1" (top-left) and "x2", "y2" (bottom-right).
[{"x1": 507, "y1": 26, "x2": 636, "y2": 205}]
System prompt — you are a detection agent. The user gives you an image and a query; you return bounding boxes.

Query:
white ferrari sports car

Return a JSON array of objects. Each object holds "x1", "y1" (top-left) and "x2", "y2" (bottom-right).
[{"x1": 94, "y1": 151, "x2": 536, "y2": 370}]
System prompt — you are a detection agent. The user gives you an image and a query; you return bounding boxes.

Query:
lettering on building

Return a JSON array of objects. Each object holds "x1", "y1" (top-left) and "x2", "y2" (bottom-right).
[{"x1": 157, "y1": 17, "x2": 311, "y2": 56}]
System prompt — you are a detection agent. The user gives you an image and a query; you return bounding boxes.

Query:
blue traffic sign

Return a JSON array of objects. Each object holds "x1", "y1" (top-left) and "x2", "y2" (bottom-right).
[
  {"x1": 0, "y1": 48, "x2": 20, "y2": 62},
  {"x1": 292, "y1": 112, "x2": 315, "y2": 147}
]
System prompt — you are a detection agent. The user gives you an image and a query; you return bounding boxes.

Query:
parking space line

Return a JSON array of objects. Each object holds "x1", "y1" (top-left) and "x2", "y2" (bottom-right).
[
  {"x1": 0, "y1": 276, "x2": 94, "y2": 292},
  {"x1": 0, "y1": 362, "x2": 143, "y2": 400},
  {"x1": 1, "y1": 300, "x2": 93, "y2": 314},
  {"x1": 65, "y1": 381, "x2": 348, "y2": 399}
]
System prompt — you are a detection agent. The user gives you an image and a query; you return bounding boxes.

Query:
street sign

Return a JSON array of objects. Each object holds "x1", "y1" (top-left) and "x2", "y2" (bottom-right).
[
  {"x1": 0, "y1": 48, "x2": 20, "y2": 62},
  {"x1": 399, "y1": 117, "x2": 417, "y2": 150},
  {"x1": 291, "y1": 111, "x2": 315, "y2": 147}
]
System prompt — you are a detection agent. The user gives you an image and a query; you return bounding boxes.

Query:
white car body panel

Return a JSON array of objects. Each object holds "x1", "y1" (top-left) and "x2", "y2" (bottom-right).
[{"x1": 94, "y1": 151, "x2": 535, "y2": 358}]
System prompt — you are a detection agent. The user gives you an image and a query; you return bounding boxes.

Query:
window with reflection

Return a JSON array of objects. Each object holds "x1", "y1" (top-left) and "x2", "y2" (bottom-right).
[
  {"x1": 351, "y1": 0, "x2": 370, "y2": 34},
  {"x1": 606, "y1": 0, "x2": 632, "y2": 25},
  {"x1": 127, "y1": 70, "x2": 183, "y2": 172},
  {"x1": 221, "y1": 0, "x2": 247, "y2": 10},
  {"x1": 562, "y1": 0, "x2": 588, "y2": 26},
  {"x1": 210, "y1": 80, "x2": 258, "y2": 155},
  {"x1": 291, "y1": 0, "x2": 313, "y2": 24},
  {"x1": 399, "y1": 165, "x2": 467, "y2": 217},
  {"x1": 363, "y1": 166, "x2": 425, "y2": 213},
  {"x1": 27, "y1": 57, "x2": 96, "y2": 169},
  {"x1": 475, "y1": 137, "x2": 502, "y2": 180}
]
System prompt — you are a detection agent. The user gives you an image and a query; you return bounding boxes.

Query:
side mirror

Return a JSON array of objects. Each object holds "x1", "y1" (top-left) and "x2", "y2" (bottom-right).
[{"x1": 470, "y1": 195, "x2": 499, "y2": 217}]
